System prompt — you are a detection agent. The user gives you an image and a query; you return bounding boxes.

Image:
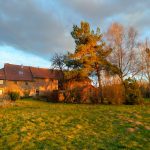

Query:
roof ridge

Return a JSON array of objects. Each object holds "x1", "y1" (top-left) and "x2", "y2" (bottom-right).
[{"x1": 5, "y1": 63, "x2": 51, "y2": 70}]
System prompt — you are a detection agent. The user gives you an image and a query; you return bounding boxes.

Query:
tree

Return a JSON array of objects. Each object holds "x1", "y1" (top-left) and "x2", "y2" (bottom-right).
[
  {"x1": 139, "y1": 39, "x2": 150, "y2": 97},
  {"x1": 51, "y1": 52, "x2": 83, "y2": 89},
  {"x1": 70, "y1": 21, "x2": 118, "y2": 103},
  {"x1": 51, "y1": 53, "x2": 65, "y2": 89},
  {"x1": 51, "y1": 53, "x2": 65, "y2": 71},
  {"x1": 106, "y1": 23, "x2": 141, "y2": 100},
  {"x1": 124, "y1": 78, "x2": 142, "y2": 105}
]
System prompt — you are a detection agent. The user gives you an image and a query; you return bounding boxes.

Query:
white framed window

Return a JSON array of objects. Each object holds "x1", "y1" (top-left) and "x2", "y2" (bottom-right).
[
  {"x1": 19, "y1": 71, "x2": 23, "y2": 75},
  {"x1": 0, "y1": 80, "x2": 4, "y2": 85},
  {"x1": 0, "y1": 89, "x2": 3, "y2": 95}
]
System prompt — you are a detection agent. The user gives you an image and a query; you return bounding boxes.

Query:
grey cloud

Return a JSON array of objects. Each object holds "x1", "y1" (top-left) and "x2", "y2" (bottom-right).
[
  {"x1": 0, "y1": 0, "x2": 149, "y2": 59},
  {"x1": 0, "y1": 0, "x2": 74, "y2": 58},
  {"x1": 59, "y1": 0, "x2": 150, "y2": 33}
]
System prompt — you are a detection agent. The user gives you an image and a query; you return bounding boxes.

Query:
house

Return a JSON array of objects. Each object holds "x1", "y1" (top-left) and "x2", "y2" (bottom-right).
[{"x1": 0, "y1": 63, "x2": 62, "y2": 98}]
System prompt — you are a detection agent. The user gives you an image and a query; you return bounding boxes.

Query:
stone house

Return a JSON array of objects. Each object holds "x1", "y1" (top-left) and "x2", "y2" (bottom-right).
[{"x1": 0, "y1": 63, "x2": 62, "y2": 98}]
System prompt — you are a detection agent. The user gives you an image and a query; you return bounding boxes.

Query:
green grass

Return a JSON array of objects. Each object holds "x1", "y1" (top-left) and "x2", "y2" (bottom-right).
[{"x1": 0, "y1": 99, "x2": 150, "y2": 150}]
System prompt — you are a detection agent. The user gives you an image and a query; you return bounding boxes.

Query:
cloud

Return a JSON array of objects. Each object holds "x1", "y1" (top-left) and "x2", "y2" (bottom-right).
[
  {"x1": 0, "y1": 0, "x2": 149, "y2": 60},
  {"x1": 0, "y1": 45, "x2": 50, "y2": 68},
  {"x1": 0, "y1": 0, "x2": 74, "y2": 58},
  {"x1": 58, "y1": 0, "x2": 150, "y2": 32}
]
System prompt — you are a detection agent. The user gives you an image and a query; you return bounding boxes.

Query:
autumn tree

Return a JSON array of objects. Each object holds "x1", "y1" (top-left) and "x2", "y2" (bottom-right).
[
  {"x1": 106, "y1": 23, "x2": 141, "y2": 99},
  {"x1": 70, "y1": 21, "x2": 118, "y2": 103},
  {"x1": 139, "y1": 39, "x2": 150, "y2": 97}
]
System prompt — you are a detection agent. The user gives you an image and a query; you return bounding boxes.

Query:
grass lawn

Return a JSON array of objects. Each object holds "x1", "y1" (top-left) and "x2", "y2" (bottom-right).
[{"x1": 0, "y1": 99, "x2": 150, "y2": 150}]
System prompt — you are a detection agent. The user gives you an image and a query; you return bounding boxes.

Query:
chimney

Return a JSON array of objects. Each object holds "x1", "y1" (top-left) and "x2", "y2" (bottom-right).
[{"x1": 21, "y1": 64, "x2": 23, "y2": 69}]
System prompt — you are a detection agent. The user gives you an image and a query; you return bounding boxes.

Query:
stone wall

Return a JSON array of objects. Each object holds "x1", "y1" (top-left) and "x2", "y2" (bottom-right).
[{"x1": 0, "y1": 78, "x2": 58, "y2": 97}]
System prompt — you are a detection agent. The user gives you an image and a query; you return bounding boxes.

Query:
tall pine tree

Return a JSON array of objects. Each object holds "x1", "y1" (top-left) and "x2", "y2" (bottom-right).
[{"x1": 70, "y1": 22, "x2": 118, "y2": 103}]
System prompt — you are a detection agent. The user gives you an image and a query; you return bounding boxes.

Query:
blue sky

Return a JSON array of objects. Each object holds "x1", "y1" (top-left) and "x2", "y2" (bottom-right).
[
  {"x1": 0, "y1": 45, "x2": 50, "y2": 68},
  {"x1": 0, "y1": 0, "x2": 150, "y2": 68}
]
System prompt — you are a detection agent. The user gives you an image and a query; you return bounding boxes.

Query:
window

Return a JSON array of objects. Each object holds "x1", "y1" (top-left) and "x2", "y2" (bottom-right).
[
  {"x1": 0, "y1": 89, "x2": 3, "y2": 95},
  {"x1": 0, "y1": 80, "x2": 3, "y2": 85},
  {"x1": 19, "y1": 71, "x2": 23, "y2": 75},
  {"x1": 36, "y1": 89, "x2": 39, "y2": 96}
]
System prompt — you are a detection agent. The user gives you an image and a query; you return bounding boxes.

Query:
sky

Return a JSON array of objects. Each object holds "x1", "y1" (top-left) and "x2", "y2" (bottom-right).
[{"x1": 0, "y1": 0, "x2": 150, "y2": 68}]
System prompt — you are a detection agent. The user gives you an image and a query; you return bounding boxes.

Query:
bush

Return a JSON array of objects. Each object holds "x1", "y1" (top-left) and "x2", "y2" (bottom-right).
[
  {"x1": 139, "y1": 84, "x2": 150, "y2": 98},
  {"x1": 41, "y1": 90, "x2": 59, "y2": 102},
  {"x1": 65, "y1": 85, "x2": 98, "y2": 104},
  {"x1": 103, "y1": 83, "x2": 124, "y2": 104},
  {"x1": 65, "y1": 88, "x2": 81, "y2": 103},
  {"x1": 124, "y1": 78, "x2": 143, "y2": 105},
  {"x1": 23, "y1": 90, "x2": 30, "y2": 98},
  {"x1": 35, "y1": 86, "x2": 98, "y2": 104},
  {"x1": 8, "y1": 91, "x2": 20, "y2": 101}
]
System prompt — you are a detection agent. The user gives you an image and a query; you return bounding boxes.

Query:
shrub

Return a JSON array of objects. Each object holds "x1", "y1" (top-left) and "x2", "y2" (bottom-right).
[
  {"x1": 65, "y1": 85, "x2": 98, "y2": 104},
  {"x1": 49, "y1": 91, "x2": 59, "y2": 102},
  {"x1": 64, "y1": 88, "x2": 81, "y2": 103},
  {"x1": 103, "y1": 83, "x2": 124, "y2": 104},
  {"x1": 124, "y1": 78, "x2": 143, "y2": 105},
  {"x1": 139, "y1": 84, "x2": 150, "y2": 98},
  {"x1": 8, "y1": 91, "x2": 20, "y2": 101},
  {"x1": 41, "y1": 90, "x2": 59, "y2": 102},
  {"x1": 23, "y1": 90, "x2": 30, "y2": 98}
]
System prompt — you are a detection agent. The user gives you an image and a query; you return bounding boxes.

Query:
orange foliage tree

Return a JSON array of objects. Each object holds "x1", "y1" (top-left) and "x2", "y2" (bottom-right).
[{"x1": 70, "y1": 21, "x2": 118, "y2": 103}]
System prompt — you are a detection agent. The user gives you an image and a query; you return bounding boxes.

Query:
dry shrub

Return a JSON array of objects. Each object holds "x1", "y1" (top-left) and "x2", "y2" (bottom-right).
[
  {"x1": 139, "y1": 83, "x2": 150, "y2": 98},
  {"x1": 23, "y1": 90, "x2": 31, "y2": 98},
  {"x1": 39, "y1": 85, "x2": 98, "y2": 104},
  {"x1": 38, "y1": 90, "x2": 58, "y2": 102},
  {"x1": 40, "y1": 90, "x2": 65, "y2": 103},
  {"x1": 58, "y1": 91, "x2": 65, "y2": 102},
  {"x1": 80, "y1": 85, "x2": 99, "y2": 103},
  {"x1": 124, "y1": 78, "x2": 143, "y2": 105},
  {"x1": 65, "y1": 85, "x2": 98, "y2": 104},
  {"x1": 103, "y1": 83, "x2": 124, "y2": 104},
  {"x1": 65, "y1": 88, "x2": 81, "y2": 103}
]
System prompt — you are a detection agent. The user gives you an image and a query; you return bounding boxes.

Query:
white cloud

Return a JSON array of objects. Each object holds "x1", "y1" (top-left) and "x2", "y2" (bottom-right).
[{"x1": 0, "y1": 45, "x2": 50, "y2": 68}]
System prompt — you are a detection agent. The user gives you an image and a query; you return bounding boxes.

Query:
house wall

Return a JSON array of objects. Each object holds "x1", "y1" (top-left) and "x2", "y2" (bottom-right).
[
  {"x1": 0, "y1": 80, "x2": 6, "y2": 98},
  {"x1": 33, "y1": 78, "x2": 58, "y2": 95},
  {"x1": 0, "y1": 78, "x2": 58, "y2": 97}
]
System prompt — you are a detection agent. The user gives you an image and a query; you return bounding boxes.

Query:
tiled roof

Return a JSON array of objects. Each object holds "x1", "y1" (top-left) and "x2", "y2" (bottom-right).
[
  {"x1": 30, "y1": 67, "x2": 63, "y2": 79},
  {"x1": 30, "y1": 67, "x2": 54, "y2": 79},
  {"x1": 0, "y1": 69, "x2": 5, "y2": 80},
  {"x1": 4, "y1": 64, "x2": 33, "y2": 81},
  {"x1": 49, "y1": 69, "x2": 64, "y2": 80},
  {"x1": 1, "y1": 63, "x2": 63, "y2": 81}
]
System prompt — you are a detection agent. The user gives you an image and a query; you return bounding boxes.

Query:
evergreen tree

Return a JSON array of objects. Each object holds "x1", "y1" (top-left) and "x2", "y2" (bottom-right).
[{"x1": 70, "y1": 21, "x2": 118, "y2": 103}]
